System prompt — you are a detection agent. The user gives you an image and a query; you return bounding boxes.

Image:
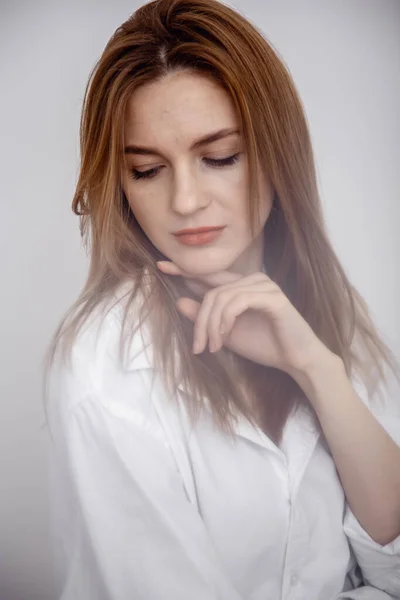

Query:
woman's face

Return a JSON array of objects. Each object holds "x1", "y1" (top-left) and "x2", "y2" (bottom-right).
[{"x1": 122, "y1": 70, "x2": 274, "y2": 275}]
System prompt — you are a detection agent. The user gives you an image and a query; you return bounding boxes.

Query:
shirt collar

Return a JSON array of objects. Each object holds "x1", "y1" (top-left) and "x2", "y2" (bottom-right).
[{"x1": 121, "y1": 321, "x2": 320, "y2": 467}]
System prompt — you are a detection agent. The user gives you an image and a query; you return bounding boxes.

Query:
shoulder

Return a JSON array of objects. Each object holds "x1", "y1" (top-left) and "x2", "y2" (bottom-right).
[{"x1": 45, "y1": 280, "x2": 155, "y2": 416}]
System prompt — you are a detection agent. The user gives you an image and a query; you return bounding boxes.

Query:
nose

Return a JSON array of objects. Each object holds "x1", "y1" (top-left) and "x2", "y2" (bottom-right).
[{"x1": 170, "y1": 163, "x2": 210, "y2": 215}]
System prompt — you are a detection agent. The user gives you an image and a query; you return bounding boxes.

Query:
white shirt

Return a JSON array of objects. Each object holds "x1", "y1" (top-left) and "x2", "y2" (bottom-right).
[{"x1": 46, "y1": 286, "x2": 400, "y2": 600}]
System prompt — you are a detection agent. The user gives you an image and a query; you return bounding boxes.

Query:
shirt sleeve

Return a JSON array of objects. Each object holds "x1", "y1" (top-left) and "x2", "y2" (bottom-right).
[
  {"x1": 342, "y1": 382, "x2": 400, "y2": 599},
  {"x1": 337, "y1": 586, "x2": 395, "y2": 599},
  {"x1": 47, "y1": 355, "x2": 244, "y2": 600}
]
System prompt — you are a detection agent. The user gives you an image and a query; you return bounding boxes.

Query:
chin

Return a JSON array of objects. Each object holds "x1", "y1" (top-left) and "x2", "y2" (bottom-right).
[{"x1": 176, "y1": 250, "x2": 240, "y2": 275}]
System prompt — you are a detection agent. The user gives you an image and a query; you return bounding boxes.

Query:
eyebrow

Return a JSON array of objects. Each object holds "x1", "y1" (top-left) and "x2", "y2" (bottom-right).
[{"x1": 124, "y1": 127, "x2": 240, "y2": 156}]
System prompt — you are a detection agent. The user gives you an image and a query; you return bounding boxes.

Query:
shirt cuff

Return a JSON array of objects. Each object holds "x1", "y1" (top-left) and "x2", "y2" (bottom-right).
[
  {"x1": 344, "y1": 508, "x2": 400, "y2": 556},
  {"x1": 344, "y1": 506, "x2": 400, "y2": 597}
]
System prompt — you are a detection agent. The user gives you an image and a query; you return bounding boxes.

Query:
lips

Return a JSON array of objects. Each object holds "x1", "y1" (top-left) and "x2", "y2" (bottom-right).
[
  {"x1": 173, "y1": 226, "x2": 226, "y2": 246},
  {"x1": 173, "y1": 226, "x2": 225, "y2": 236}
]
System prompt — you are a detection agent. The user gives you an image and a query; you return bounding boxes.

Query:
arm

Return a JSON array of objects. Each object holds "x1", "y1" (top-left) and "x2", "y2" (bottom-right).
[
  {"x1": 47, "y1": 361, "x2": 244, "y2": 600},
  {"x1": 295, "y1": 354, "x2": 400, "y2": 546},
  {"x1": 293, "y1": 353, "x2": 400, "y2": 597}
]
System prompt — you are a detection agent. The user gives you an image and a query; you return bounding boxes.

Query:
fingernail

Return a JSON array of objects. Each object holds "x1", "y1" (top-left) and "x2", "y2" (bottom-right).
[
  {"x1": 157, "y1": 261, "x2": 180, "y2": 274},
  {"x1": 193, "y1": 340, "x2": 201, "y2": 354}
]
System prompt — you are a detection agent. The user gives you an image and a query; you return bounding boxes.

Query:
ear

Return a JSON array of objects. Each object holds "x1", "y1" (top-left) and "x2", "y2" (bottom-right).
[{"x1": 176, "y1": 297, "x2": 201, "y2": 322}]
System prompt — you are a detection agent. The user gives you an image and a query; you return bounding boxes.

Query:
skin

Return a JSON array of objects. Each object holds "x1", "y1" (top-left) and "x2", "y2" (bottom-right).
[
  {"x1": 122, "y1": 70, "x2": 400, "y2": 546},
  {"x1": 122, "y1": 70, "x2": 273, "y2": 278}
]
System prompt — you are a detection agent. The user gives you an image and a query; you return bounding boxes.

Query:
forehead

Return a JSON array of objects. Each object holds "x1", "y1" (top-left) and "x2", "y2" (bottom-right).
[{"x1": 124, "y1": 71, "x2": 238, "y2": 146}]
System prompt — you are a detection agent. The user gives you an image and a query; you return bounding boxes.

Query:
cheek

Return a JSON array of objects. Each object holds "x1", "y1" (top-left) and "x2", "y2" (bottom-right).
[
  {"x1": 125, "y1": 190, "x2": 168, "y2": 244},
  {"x1": 125, "y1": 187, "x2": 154, "y2": 224},
  {"x1": 131, "y1": 203, "x2": 157, "y2": 233}
]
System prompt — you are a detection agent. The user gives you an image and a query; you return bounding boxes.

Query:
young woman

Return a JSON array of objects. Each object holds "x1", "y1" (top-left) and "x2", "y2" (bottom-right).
[{"x1": 44, "y1": 0, "x2": 400, "y2": 598}]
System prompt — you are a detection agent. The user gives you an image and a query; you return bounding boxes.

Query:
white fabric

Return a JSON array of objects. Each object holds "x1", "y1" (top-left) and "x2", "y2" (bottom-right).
[{"x1": 46, "y1": 290, "x2": 400, "y2": 600}]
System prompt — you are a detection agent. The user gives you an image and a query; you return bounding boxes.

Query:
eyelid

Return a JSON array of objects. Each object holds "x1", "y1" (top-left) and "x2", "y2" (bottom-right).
[
  {"x1": 130, "y1": 152, "x2": 241, "y2": 181},
  {"x1": 130, "y1": 149, "x2": 241, "y2": 168}
]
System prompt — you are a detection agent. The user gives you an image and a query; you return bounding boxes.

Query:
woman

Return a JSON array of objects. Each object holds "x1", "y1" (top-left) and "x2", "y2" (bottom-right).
[{"x1": 44, "y1": 0, "x2": 400, "y2": 598}]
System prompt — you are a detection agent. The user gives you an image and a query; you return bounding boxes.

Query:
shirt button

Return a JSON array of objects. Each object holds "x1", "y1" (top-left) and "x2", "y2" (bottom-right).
[{"x1": 290, "y1": 573, "x2": 299, "y2": 586}]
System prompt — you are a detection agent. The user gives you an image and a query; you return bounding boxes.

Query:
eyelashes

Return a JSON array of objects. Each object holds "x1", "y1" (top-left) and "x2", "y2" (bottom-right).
[{"x1": 130, "y1": 153, "x2": 241, "y2": 181}]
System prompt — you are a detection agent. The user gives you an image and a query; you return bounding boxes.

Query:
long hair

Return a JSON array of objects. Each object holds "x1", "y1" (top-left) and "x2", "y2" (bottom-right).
[{"x1": 44, "y1": 0, "x2": 399, "y2": 444}]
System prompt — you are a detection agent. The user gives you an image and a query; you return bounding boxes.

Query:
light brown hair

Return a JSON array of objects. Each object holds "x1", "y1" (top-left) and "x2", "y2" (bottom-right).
[{"x1": 44, "y1": 0, "x2": 399, "y2": 444}]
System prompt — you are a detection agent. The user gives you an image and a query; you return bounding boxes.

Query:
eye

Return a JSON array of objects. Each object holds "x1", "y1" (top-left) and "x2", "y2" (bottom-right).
[
  {"x1": 130, "y1": 166, "x2": 162, "y2": 181},
  {"x1": 129, "y1": 153, "x2": 241, "y2": 181},
  {"x1": 203, "y1": 153, "x2": 241, "y2": 168}
]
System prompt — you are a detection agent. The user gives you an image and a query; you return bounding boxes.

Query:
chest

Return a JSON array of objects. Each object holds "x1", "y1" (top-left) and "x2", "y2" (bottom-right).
[{"x1": 176, "y1": 404, "x2": 352, "y2": 598}]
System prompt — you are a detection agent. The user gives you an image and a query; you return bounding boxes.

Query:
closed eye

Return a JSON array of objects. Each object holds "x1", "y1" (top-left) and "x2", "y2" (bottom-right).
[{"x1": 130, "y1": 153, "x2": 241, "y2": 181}]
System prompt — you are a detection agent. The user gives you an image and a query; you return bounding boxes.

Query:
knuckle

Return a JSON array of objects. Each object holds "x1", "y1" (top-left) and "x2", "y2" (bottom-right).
[{"x1": 213, "y1": 289, "x2": 231, "y2": 306}]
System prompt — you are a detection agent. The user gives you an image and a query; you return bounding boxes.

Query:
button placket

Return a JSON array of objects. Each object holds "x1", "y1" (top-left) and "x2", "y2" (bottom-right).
[{"x1": 282, "y1": 498, "x2": 309, "y2": 599}]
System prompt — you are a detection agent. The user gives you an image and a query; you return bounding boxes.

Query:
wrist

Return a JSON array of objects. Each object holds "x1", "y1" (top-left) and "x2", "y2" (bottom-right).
[{"x1": 289, "y1": 349, "x2": 346, "y2": 405}]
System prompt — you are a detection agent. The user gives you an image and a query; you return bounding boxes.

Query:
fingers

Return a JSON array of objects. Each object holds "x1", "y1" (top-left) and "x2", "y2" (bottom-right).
[
  {"x1": 176, "y1": 297, "x2": 201, "y2": 321},
  {"x1": 194, "y1": 278, "x2": 279, "y2": 354},
  {"x1": 191, "y1": 276, "x2": 264, "y2": 353},
  {"x1": 157, "y1": 260, "x2": 280, "y2": 355},
  {"x1": 212, "y1": 289, "x2": 274, "y2": 352},
  {"x1": 156, "y1": 261, "x2": 182, "y2": 275}
]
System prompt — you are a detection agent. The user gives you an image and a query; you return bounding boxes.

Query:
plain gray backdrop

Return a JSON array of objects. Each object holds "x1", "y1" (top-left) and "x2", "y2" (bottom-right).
[{"x1": 1, "y1": 1, "x2": 399, "y2": 598}]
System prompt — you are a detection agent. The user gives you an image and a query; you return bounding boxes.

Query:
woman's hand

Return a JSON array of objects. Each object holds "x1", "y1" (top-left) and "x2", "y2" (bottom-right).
[{"x1": 157, "y1": 261, "x2": 336, "y2": 378}]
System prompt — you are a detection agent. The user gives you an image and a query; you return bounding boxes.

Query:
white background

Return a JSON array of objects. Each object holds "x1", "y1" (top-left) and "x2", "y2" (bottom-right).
[{"x1": 0, "y1": 1, "x2": 399, "y2": 598}]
